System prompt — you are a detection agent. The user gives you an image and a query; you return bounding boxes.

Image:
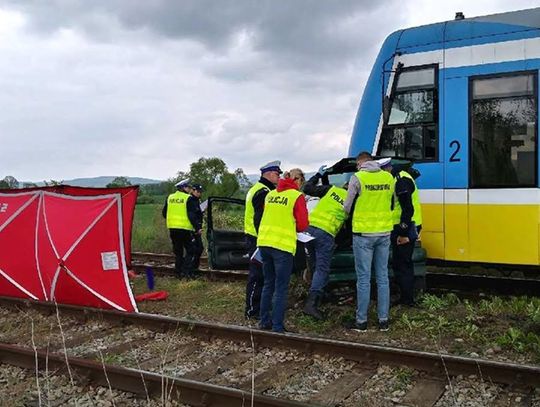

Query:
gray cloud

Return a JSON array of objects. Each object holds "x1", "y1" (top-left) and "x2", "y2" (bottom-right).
[{"x1": 5, "y1": 1, "x2": 401, "y2": 72}]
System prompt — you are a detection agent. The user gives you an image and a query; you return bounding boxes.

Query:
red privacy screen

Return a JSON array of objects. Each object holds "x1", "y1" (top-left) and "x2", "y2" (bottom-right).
[
  {"x1": 0, "y1": 187, "x2": 138, "y2": 312},
  {"x1": 9, "y1": 185, "x2": 138, "y2": 267}
]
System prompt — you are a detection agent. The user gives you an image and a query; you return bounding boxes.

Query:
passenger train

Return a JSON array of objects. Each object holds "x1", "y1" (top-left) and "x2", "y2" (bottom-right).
[{"x1": 348, "y1": 8, "x2": 540, "y2": 267}]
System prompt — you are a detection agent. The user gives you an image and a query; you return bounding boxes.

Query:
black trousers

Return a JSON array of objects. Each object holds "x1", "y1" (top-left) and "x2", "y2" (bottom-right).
[
  {"x1": 169, "y1": 229, "x2": 196, "y2": 277},
  {"x1": 391, "y1": 231, "x2": 416, "y2": 305},
  {"x1": 192, "y1": 233, "x2": 204, "y2": 270},
  {"x1": 245, "y1": 234, "x2": 263, "y2": 318}
]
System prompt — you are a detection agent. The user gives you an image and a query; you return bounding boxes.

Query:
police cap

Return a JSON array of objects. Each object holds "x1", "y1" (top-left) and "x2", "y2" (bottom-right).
[
  {"x1": 260, "y1": 160, "x2": 283, "y2": 174},
  {"x1": 175, "y1": 179, "x2": 191, "y2": 188},
  {"x1": 376, "y1": 157, "x2": 392, "y2": 168}
]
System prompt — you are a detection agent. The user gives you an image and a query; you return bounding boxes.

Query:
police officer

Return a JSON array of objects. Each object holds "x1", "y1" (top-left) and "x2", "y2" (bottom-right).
[
  {"x1": 343, "y1": 152, "x2": 395, "y2": 332},
  {"x1": 258, "y1": 168, "x2": 308, "y2": 333},
  {"x1": 380, "y1": 161, "x2": 422, "y2": 306},
  {"x1": 302, "y1": 165, "x2": 347, "y2": 320},
  {"x1": 162, "y1": 179, "x2": 200, "y2": 279},
  {"x1": 190, "y1": 183, "x2": 205, "y2": 271},
  {"x1": 244, "y1": 160, "x2": 281, "y2": 319}
]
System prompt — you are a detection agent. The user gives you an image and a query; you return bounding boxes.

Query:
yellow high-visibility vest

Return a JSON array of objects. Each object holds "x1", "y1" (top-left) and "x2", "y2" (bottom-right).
[
  {"x1": 352, "y1": 170, "x2": 395, "y2": 233},
  {"x1": 244, "y1": 182, "x2": 270, "y2": 237},
  {"x1": 257, "y1": 189, "x2": 302, "y2": 254},
  {"x1": 392, "y1": 171, "x2": 423, "y2": 226},
  {"x1": 309, "y1": 186, "x2": 347, "y2": 237},
  {"x1": 166, "y1": 191, "x2": 194, "y2": 230}
]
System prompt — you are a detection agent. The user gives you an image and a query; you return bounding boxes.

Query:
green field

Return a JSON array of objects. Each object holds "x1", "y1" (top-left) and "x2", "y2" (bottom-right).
[{"x1": 132, "y1": 204, "x2": 170, "y2": 253}]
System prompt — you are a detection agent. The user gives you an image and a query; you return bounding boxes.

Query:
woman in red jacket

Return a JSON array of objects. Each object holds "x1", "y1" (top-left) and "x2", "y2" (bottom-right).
[{"x1": 257, "y1": 169, "x2": 309, "y2": 333}]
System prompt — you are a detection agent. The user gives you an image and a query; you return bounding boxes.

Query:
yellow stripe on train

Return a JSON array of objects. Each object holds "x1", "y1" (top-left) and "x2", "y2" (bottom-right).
[{"x1": 419, "y1": 199, "x2": 539, "y2": 266}]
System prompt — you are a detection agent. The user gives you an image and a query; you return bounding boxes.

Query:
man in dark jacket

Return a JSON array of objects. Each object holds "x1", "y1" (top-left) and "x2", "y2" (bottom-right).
[
  {"x1": 244, "y1": 160, "x2": 281, "y2": 319},
  {"x1": 162, "y1": 179, "x2": 202, "y2": 278},
  {"x1": 190, "y1": 183, "x2": 205, "y2": 271},
  {"x1": 381, "y1": 161, "x2": 422, "y2": 306}
]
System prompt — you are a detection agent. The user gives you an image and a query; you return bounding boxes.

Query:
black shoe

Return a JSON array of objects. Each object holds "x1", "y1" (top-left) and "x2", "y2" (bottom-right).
[
  {"x1": 258, "y1": 323, "x2": 272, "y2": 330},
  {"x1": 379, "y1": 320, "x2": 389, "y2": 332},
  {"x1": 345, "y1": 320, "x2": 367, "y2": 332},
  {"x1": 303, "y1": 292, "x2": 324, "y2": 321}
]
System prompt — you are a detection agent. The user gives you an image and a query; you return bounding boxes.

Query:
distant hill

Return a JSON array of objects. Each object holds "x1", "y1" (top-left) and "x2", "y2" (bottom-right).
[{"x1": 26, "y1": 176, "x2": 163, "y2": 188}]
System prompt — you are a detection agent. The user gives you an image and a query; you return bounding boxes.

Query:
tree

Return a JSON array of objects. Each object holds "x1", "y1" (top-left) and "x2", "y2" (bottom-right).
[
  {"x1": 188, "y1": 157, "x2": 240, "y2": 197},
  {"x1": 165, "y1": 158, "x2": 250, "y2": 199},
  {"x1": 1, "y1": 176, "x2": 19, "y2": 189},
  {"x1": 106, "y1": 176, "x2": 132, "y2": 188},
  {"x1": 235, "y1": 168, "x2": 252, "y2": 191}
]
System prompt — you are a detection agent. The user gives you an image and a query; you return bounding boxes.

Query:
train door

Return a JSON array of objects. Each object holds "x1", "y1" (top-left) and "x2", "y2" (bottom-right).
[
  {"x1": 467, "y1": 71, "x2": 539, "y2": 265},
  {"x1": 206, "y1": 197, "x2": 249, "y2": 270},
  {"x1": 442, "y1": 71, "x2": 470, "y2": 262}
]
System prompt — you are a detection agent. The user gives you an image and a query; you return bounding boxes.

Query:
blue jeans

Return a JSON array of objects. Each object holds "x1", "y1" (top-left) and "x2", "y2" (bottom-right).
[
  {"x1": 306, "y1": 226, "x2": 335, "y2": 294},
  {"x1": 353, "y1": 234, "x2": 390, "y2": 323},
  {"x1": 259, "y1": 246, "x2": 294, "y2": 333}
]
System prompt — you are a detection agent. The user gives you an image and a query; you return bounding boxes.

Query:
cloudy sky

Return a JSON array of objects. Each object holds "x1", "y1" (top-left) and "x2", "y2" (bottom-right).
[{"x1": 0, "y1": 1, "x2": 538, "y2": 182}]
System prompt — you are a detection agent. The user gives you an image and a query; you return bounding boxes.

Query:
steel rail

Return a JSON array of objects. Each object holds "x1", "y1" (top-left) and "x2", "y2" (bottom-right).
[
  {"x1": 1, "y1": 296, "x2": 539, "y2": 387},
  {"x1": 131, "y1": 263, "x2": 248, "y2": 280},
  {"x1": 132, "y1": 251, "x2": 174, "y2": 261},
  {"x1": 0, "y1": 342, "x2": 310, "y2": 407}
]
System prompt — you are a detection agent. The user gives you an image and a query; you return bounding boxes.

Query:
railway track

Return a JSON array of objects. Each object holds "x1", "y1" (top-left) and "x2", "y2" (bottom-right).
[
  {"x1": 0, "y1": 296, "x2": 538, "y2": 406},
  {"x1": 131, "y1": 252, "x2": 540, "y2": 297}
]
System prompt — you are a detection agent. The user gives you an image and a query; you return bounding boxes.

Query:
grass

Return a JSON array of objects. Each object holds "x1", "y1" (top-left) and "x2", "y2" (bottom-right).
[
  {"x1": 132, "y1": 276, "x2": 245, "y2": 322},
  {"x1": 292, "y1": 314, "x2": 335, "y2": 334},
  {"x1": 394, "y1": 367, "x2": 414, "y2": 390}
]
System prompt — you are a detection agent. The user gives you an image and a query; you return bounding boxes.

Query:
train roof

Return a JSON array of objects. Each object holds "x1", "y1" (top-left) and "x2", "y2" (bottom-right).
[{"x1": 389, "y1": 7, "x2": 540, "y2": 54}]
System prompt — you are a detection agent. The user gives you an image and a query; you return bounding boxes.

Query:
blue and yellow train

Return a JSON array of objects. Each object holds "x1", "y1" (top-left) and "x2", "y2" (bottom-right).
[{"x1": 348, "y1": 8, "x2": 540, "y2": 267}]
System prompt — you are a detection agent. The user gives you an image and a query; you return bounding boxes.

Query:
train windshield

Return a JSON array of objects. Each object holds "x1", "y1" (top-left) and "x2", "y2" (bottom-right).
[{"x1": 378, "y1": 65, "x2": 438, "y2": 161}]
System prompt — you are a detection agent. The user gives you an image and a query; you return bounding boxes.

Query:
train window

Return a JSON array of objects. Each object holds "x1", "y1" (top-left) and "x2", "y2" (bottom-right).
[
  {"x1": 387, "y1": 90, "x2": 434, "y2": 125},
  {"x1": 379, "y1": 125, "x2": 436, "y2": 160},
  {"x1": 379, "y1": 65, "x2": 438, "y2": 161},
  {"x1": 471, "y1": 73, "x2": 537, "y2": 188},
  {"x1": 396, "y1": 68, "x2": 435, "y2": 90},
  {"x1": 473, "y1": 75, "x2": 534, "y2": 99}
]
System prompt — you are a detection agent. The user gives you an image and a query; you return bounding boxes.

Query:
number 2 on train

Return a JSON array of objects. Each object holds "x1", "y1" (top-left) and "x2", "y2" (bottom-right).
[{"x1": 449, "y1": 140, "x2": 461, "y2": 162}]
